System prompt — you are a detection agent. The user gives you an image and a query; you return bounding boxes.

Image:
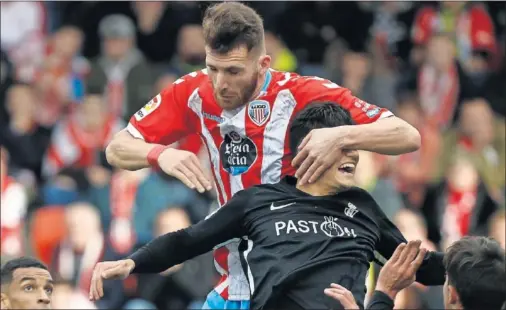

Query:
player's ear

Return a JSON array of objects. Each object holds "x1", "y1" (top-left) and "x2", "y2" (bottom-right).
[
  {"x1": 447, "y1": 284, "x2": 459, "y2": 306},
  {"x1": 258, "y1": 54, "x2": 271, "y2": 75},
  {"x1": 1, "y1": 292, "x2": 11, "y2": 309}
]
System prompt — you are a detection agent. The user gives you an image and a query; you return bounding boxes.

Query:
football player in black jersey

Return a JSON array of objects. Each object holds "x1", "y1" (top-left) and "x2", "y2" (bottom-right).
[{"x1": 90, "y1": 102, "x2": 445, "y2": 310}]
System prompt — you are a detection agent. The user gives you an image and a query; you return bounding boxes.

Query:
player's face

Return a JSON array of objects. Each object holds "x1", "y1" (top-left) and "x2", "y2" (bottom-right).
[
  {"x1": 322, "y1": 149, "x2": 360, "y2": 189},
  {"x1": 206, "y1": 45, "x2": 270, "y2": 110},
  {"x1": 1, "y1": 268, "x2": 53, "y2": 309}
]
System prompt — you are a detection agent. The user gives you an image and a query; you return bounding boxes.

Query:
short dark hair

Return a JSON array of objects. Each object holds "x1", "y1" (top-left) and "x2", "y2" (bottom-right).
[
  {"x1": 202, "y1": 2, "x2": 264, "y2": 54},
  {"x1": 444, "y1": 236, "x2": 506, "y2": 310},
  {"x1": 1, "y1": 257, "x2": 48, "y2": 285},
  {"x1": 289, "y1": 102, "x2": 354, "y2": 156}
]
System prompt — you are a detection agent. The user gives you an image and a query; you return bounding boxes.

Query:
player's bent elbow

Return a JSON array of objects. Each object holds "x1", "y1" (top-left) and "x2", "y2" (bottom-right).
[
  {"x1": 105, "y1": 140, "x2": 121, "y2": 168},
  {"x1": 406, "y1": 125, "x2": 421, "y2": 152}
]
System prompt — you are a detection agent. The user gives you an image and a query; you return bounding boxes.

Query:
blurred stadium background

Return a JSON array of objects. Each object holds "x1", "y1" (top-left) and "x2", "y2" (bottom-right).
[{"x1": 0, "y1": 1, "x2": 505, "y2": 309}]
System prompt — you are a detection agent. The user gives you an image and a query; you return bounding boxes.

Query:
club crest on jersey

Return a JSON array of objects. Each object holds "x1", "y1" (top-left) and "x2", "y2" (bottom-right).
[
  {"x1": 219, "y1": 131, "x2": 258, "y2": 176},
  {"x1": 248, "y1": 100, "x2": 270, "y2": 126},
  {"x1": 135, "y1": 94, "x2": 161, "y2": 121}
]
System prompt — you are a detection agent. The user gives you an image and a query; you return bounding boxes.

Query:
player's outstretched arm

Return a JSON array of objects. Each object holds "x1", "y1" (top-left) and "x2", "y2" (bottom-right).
[
  {"x1": 375, "y1": 210, "x2": 445, "y2": 286},
  {"x1": 89, "y1": 189, "x2": 250, "y2": 301},
  {"x1": 105, "y1": 129, "x2": 157, "y2": 170}
]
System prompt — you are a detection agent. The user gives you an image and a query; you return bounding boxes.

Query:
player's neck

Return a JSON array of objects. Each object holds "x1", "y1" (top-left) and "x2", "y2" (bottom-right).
[
  {"x1": 296, "y1": 181, "x2": 340, "y2": 197},
  {"x1": 248, "y1": 71, "x2": 268, "y2": 102}
]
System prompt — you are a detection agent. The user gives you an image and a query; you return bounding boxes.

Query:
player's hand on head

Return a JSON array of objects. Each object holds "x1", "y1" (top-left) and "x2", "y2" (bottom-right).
[
  {"x1": 89, "y1": 259, "x2": 135, "y2": 301},
  {"x1": 375, "y1": 240, "x2": 427, "y2": 300},
  {"x1": 324, "y1": 283, "x2": 359, "y2": 309},
  {"x1": 291, "y1": 127, "x2": 345, "y2": 185},
  {"x1": 158, "y1": 148, "x2": 213, "y2": 193}
]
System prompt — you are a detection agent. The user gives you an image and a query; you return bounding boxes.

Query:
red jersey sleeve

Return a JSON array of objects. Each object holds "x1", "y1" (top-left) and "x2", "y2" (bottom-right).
[
  {"x1": 127, "y1": 72, "x2": 202, "y2": 145},
  {"x1": 294, "y1": 77, "x2": 394, "y2": 125}
]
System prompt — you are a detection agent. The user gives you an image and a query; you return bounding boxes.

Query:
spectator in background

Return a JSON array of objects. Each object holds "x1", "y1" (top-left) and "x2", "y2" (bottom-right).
[
  {"x1": 422, "y1": 155, "x2": 500, "y2": 251},
  {"x1": 0, "y1": 1, "x2": 47, "y2": 83},
  {"x1": 86, "y1": 14, "x2": 155, "y2": 121},
  {"x1": 50, "y1": 202, "x2": 124, "y2": 309},
  {"x1": 0, "y1": 84, "x2": 51, "y2": 182},
  {"x1": 0, "y1": 148, "x2": 28, "y2": 258},
  {"x1": 435, "y1": 99, "x2": 506, "y2": 200},
  {"x1": 412, "y1": 2, "x2": 498, "y2": 67},
  {"x1": 393, "y1": 95, "x2": 441, "y2": 208},
  {"x1": 264, "y1": 31, "x2": 297, "y2": 72},
  {"x1": 41, "y1": 93, "x2": 124, "y2": 179},
  {"x1": 169, "y1": 24, "x2": 206, "y2": 75},
  {"x1": 36, "y1": 25, "x2": 88, "y2": 127},
  {"x1": 417, "y1": 33, "x2": 469, "y2": 130},
  {"x1": 489, "y1": 210, "x2": 506, "y2": 249}
]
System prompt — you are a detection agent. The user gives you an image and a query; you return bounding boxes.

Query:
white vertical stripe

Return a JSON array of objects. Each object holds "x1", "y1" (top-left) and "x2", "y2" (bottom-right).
[
  {"x1": 243, "y1": 238, "x2": 255, "y2": 295},
  {"x1": 261, "y1": 89, "x2": 298, "y2": 184},
  {"x1": 52, "y1": 121, "x2": 79, "y2": 163},
  {"x1": 187, "y1": 89, "x2": 228, "y2": 204},
  {"x1": 219, "y1": 108, "x2": 246, "y2": 196}
]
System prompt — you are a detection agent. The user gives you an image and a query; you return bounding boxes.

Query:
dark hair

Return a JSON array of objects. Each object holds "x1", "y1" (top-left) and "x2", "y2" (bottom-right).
[
  {"x1": 1, "y1": 257, "x2": 48, "y2": 285},
  {"x1": 289, "y1": 102, "x2": 354, "y2": 156},
  {"x1": 202, "y1": 2, "x2": 264, "y2": 54},
  {"x1": 444, "y1": 236, "x2": 506, "y2": 310}
]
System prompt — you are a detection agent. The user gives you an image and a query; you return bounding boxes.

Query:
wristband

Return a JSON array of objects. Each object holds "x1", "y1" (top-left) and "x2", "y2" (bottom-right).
[{"x1": 147, "y1": 145, "x2": 169, "y2": 170}]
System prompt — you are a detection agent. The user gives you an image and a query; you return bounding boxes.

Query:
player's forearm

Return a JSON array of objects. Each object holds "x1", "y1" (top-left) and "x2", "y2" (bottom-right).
[
  {"x1": 128, "y1": 229, "x2": 210, "y2": 274},
  {"x1": 340, "y1": 116, "x2": 421, "y2": 155},
  {"x1": 105, "y1": 129, "x2": 157, "y2": 170}
]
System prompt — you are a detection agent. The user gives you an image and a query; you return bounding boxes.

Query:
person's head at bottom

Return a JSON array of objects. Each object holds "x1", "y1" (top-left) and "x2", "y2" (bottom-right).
[
  {"x1": 289, "y1": 102, "x2": 358, "y2": 193},
  {"x1": 444, "y1": 236, "x2": 505, "y2": 310},
  {"x1": 1, "y1": 257, "x2": 53, "y2": 309}
]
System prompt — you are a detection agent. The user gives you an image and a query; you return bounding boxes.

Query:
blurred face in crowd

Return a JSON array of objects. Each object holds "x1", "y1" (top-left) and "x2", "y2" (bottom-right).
[
  {"x1": 51, "y1": 26, "x2": 83, "y2": 59},
  {"x1": 103, "y1": 37, "x2": 134, "y2": 60},
  {"x1": 446, "y1": 157, "x2": 479, "y2": 190},
  {"x1": 77, "y1": 95, "x2": 107, "y2": 132},
  {"x1": 65, "y1": 203, "x2": 102, "y2": 251},
  {"x1": 459, "y1": 99, "x2": 495, "y2": 147},
  {"x1": 396, "y1": 100, "x2": 424, "y2": 129},
  {"x1": 341, "y1": 52, "x2": 371, "y2": 81},
  {"x1": 155, "y1": 207, "x2": 191, "y2": 237},
  {"x1": 6, "y1": 85, "x2": 36, "y2": 121},
  {"x1": 394, "y1": 209, "x2": 428, "y2": 241},
  {"x1": 206, "y1": 44, "x2": 271, "y2": 110},
  {"x1": 1, "y1": 268, "x2": 53, "y2": 309},
  {"x1": 426, "y1": 35, "x2": 455, "y2": 71},
  {"x1": 177, "y1": 25, "x2": 206, "y2": 65},
  {"x1": 441, "y1": 1, "x2": 466, "y2": 12}
]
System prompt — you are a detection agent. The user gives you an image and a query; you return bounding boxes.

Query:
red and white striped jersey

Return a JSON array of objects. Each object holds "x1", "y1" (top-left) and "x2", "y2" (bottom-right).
[{"x1": 127, "y1": 68, "x2": 393, "y2": 300}]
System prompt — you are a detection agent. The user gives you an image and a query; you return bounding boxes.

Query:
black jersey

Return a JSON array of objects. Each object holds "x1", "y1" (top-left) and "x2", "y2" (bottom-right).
[{"x1": 129, "y1": 176, "x2": 444, "y2": 309}]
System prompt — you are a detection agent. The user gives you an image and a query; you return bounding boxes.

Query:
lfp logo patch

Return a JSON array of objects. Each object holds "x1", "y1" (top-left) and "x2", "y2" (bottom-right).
[{"x1": 248, "y1": 100, "x2": 270, "y2": 126}]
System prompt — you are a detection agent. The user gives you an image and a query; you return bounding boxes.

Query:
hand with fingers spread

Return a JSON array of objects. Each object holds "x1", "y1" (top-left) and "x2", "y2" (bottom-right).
[
  {"x1": 324, "y1": 283, "x2": 359, "y2": 309},
  {"x1": 157, "y1": 148, "x2": 213, "y2": 193},
  {"x1": 89, "y1": 259, "x2": 135, "y2": 302},
  {"x1": 291, "y1": 127, "x2": 347, "y2": 185},
  {"x1": 375, "y1": 240, "x2": 427, "y2": 300}
]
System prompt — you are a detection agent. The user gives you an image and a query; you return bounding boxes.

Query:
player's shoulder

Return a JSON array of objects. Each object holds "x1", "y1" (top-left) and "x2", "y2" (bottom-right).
[
  {"x1": 340, "y1": 186, "x2": 380, "y2": 208},
  {"x1": 269, "y1": 69, "x2": 346, "y2": 94},
  {"x1": 161, "y1": 68, "x2": 210, "y2": 95}
]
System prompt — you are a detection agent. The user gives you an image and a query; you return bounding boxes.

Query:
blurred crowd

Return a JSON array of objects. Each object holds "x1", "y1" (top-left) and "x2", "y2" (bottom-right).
[{"x1": 0, "y1": 1, "x2": 505, "y2": 309}]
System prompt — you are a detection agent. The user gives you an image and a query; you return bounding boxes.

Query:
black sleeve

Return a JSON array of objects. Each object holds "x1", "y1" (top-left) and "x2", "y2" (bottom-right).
[
  {"x1": 128, "y1": 189, "x2": 250, "y2": 273},
  {"x1": 374, "y1": 203, "x2": 445, "y2": 286},
  {"x1": 366, "y1": 291, "x2": 394, "y2": 310}
]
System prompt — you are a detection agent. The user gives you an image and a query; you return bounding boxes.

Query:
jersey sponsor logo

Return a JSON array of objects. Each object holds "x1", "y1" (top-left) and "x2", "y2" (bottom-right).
[
  {"x1": 344, "y1": 202, "x2": 359, "y2": 218},
  {"x1": 220, "y1": 131, "x2": 258, "y2": 176},
  {"x1": 248, "y1": 100, "x2": 270, "y2": 126},
  {"x1": 203, "y1": 112, "x2": 225, "y2": 124},
  {"x1": 270, "y1": 202, "x2": 296, "y2": 211},
  {"x1": 274, "y1": 216, "x2": 357, "y2": 238},
  {"x1": 134, "y1": 94, "x2": 161, "y2": 121}
]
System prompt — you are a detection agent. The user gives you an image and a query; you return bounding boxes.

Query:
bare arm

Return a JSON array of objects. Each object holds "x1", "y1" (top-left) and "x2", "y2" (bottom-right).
[
  {"x1": 105, "y1": 129, "x2": 159, "y2": 171},
  {"x1": 341, "y1": 116, "x2": 421, "y2": 155}
]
